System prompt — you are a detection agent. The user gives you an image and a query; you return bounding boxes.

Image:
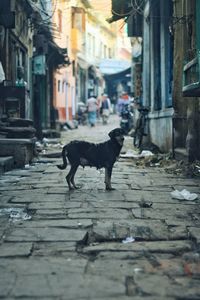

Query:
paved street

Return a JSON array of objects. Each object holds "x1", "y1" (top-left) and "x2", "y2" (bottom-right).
[{"x1": 0, "y1": 115, "x2": 200, "y2": 300}]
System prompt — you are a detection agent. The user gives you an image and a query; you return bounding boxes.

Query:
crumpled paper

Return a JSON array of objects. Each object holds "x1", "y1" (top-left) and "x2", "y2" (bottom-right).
[
  {"x1": 171, "y1": 189, "x2": 198, "y2": 201},
  {"x1": 122, "y1": 236, "x2": 135, "y2": 244},
  {"x1": 120, "y1": 150, "x2": 154, "y2": 158}
]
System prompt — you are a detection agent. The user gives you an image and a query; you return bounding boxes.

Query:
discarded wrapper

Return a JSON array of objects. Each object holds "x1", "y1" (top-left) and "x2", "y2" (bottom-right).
[
  {"x1": 120, "y1": 150, "x2": 154, "y2": 158},
  {"x1": 122, "y1": 236, "x2": 135, "y2": 244},
  {"x1": 171, "y1": 189, "x2": 198, "y2": 201}
]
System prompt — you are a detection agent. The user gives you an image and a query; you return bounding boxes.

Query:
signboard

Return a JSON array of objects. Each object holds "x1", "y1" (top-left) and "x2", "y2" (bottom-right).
[{"x1": 33, "y1": 55, "x2": 46, "y2": 75}]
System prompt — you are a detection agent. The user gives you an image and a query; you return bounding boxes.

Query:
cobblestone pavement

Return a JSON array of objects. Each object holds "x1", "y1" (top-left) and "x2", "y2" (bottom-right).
[{"x1": 0, "y1": 115, "x2": 200, "y2": 299}]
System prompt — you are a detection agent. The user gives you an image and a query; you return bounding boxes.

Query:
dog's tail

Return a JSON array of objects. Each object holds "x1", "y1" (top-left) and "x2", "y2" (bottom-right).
[{"x1": 57, "y1": 146, "x2": 68, "y2": 170}]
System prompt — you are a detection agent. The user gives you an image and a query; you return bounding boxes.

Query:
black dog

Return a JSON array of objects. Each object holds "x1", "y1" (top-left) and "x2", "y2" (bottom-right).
[{"x1": 57, "y1": 128, "x2": 124, "y2": 190}]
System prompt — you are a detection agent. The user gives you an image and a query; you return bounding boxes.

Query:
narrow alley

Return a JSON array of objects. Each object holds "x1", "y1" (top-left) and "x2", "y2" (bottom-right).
[{"x1": 0, "y1": 116, "x2": 200, "y2": 299}]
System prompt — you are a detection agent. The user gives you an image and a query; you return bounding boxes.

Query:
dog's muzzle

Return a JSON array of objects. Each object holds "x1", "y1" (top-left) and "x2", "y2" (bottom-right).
[{"x1": 116, "y1": 135, "x2": 124, "y2": 145}]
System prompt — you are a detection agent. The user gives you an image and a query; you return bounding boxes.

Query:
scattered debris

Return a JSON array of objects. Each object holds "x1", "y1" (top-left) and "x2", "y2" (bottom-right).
[
  {"x1": 171, "y1": 189, "x2": 198, "y2": 201},
  {"x1": 24, "y1": 164, "x2": 30, "y2": 169},
  {"x1": 0, "y1": 208, "x2": 32, "y2": 222},
  {"x1": 120, "y1": 149, "x2": 154, "y2": 158},
  {"x1": 122, "y1": 236, "x2": 135, "y2": 244},
  {"x1": 139, "y1": 198, "x2": 153, "y2": 208},
  {"x1": 182, "y1": 252, "x2": 200, "y2": 262},
  {"x1": 165, "y1": 160, "x2": 200, "y2": 178},
  {"x1": 133, "y1": 268, "x2": 143, "y2": 274}
]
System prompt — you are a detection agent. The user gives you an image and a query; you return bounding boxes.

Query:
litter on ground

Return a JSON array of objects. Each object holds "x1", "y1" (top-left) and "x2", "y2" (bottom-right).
[{"x1": 171, "y1": 189, "x2": 198, "y2": 201}]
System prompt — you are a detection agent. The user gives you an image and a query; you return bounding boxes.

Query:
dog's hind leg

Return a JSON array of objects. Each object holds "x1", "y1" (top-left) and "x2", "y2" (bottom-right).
[
  {"x1": 70, "y1": 165, "x2": 79, "y2": 189},
  {"x1": 66, "y1": 164, "x2": 79, "y2": 190}
]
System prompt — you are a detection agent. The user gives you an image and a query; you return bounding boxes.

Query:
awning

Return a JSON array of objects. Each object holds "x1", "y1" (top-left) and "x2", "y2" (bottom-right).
[
  {"x1": 77, "y1": 57, "x2": 89, "y2": 69},
  {"x1": 48, "y1": 41, "x2": 70, "y2": 66},
  {"x1": 104, "y1": 66, "x2": 131, "y2": 80},
  {"x1": 99, "y1": 59, "x2": 131, "y2": 75}
]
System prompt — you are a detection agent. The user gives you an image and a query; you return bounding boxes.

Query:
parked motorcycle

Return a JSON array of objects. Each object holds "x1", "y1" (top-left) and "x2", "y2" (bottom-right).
[{"x1": 120, "y1": 104, "x2": 134, "y2": 134}]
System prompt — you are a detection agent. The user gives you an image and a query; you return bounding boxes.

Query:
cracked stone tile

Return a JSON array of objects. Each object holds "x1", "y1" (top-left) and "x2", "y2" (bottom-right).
[
  {"x1": 68, "y1": 208, "x2": 132, "y2": 219},
  {"x1": 91, "y1": 220, "x2": 169, "y2": 241},
  {"x1": 83, "y1": 240, "x2": 192, "y2": 254},
  {"x1": 10, "y1": 193, "x2": 67, "y2": 203},
  {"x1": 0, "y1": 242, "x2": 33, "y2": 257},
  {"x1": 16, "y1": 219, "x2": 93, "y2": 229},
  {"x1": 33, "y1": 242, "x2": 76, "y2": 255},
  {"x1": 5, "y1": 227, "x2": 87, "y2": 242},
  {"x1": 4, "y1": 274, "x2": 125, "y2": 298}
]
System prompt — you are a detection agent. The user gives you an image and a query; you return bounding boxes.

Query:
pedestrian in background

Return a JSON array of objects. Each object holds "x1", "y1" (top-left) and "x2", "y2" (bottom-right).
[
  {"x1": 100, "y1": 93, "x2": 111, "y2": 124},
  {"x1": 96, "y1": 94, "x2": 103, "y2": 120},
  {"x1": 86, "y1": 95, "x2": 98, "y2": 127},
  {"x1": 117, "y1": 91, "x2": 130, "y2": 115}
]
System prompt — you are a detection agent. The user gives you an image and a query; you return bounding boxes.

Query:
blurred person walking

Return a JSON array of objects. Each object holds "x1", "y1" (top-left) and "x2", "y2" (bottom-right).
[
  {"x1": 86, "y1": 95, "x2": 98, "y2": 127},
  {"x1": 101, "y1": 94, "x2": 111, "y2": 124},
  {"x1": 117, "y1": 91, "x2": 130, "y2": 115}
]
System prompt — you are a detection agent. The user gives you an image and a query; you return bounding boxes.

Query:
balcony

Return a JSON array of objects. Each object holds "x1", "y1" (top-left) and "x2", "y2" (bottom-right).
[
  {"x1": 182, "y1": 54, "x2": 200, "y2": 97},
  {"x1": 71, "y1": 28, "x2": 83, "y2": 52}
]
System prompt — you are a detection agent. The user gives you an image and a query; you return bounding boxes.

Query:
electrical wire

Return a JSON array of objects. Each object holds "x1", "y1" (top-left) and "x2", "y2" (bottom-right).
[
  {"x1": 131, "y1": 0, "x2": 145, "y2": 15},
  {"x1": 30, "y1": 0, "x2": 58, "y2": 22}
]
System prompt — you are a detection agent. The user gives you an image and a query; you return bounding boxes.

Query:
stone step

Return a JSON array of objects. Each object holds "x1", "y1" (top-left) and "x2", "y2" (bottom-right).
[
  {"x1": 0, "y1": 138, "x2": 36, "y2": 168},
  {"x1": 0, "y1": 126, "x2": 36, "y2": 138},
  {"x1": 0, "y1": 156, "x2": 14, "y2": 175}
]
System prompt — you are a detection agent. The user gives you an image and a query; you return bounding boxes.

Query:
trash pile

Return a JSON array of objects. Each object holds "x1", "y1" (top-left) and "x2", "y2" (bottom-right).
[
  {"x1": 165, "y1": 160, "x2": 200, "y2": 178},
  {"x1": 121, "y1": 150, "x2": 175, "y2": 168},
  {"x1": 35, "y1": 138, "x2": 63, "y2": 157},
  {"x1": 121, "y1": 148, "x2": 200, "y2": 178}
]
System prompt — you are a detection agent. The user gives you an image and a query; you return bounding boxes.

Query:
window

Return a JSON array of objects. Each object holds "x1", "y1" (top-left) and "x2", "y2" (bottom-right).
[
  {"x1": 58, "y1": 9, "x2": 62, "y2": 32},
  {"x1": 104, "y1": 45, "x2": 107, "y2": 58},
  {"x1": 58, "y1": 80, "x2": 61, "y2": 92},
  {"x1": 108, "y1": 48, "x2": 112, "y2": 58},
  {"x1": 92, "y1": 36, "x2": 95, "y2": 57}
]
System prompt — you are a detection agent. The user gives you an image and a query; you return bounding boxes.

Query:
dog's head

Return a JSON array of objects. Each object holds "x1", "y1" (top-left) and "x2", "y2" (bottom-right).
[{"x1": 108, "y1": 128, "x2": 124, "y2": 146}]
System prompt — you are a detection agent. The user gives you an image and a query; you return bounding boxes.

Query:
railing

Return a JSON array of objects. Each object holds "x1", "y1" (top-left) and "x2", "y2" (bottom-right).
[{"x1": 182, "y1": 53, "x2": 200, "y2": 96}]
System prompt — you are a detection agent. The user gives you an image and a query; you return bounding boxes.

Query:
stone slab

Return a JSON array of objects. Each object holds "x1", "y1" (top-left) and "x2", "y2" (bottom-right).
[
  {"x1": 33, "y1": 242, "x2": 76, "y2": 255},
  {"x1": 5, "y1": 228, "x2": 87, "y2": 242},
  {"x1": 16, "y1": 219, "x2": 93, "y2": 229},
  {"x1": 68, "y1": 208, "x2": 132, "y2": 219},
  {"x1": 10, "y1": 193, "x2": 67, "y2": 203},
  {"x1": 91, "y1": 219, "x2": 169, "y2": 241},
  {"x1": 0, "y1": 242, "x2": 32, "y2": 257},
  {"x1": 3, "y1": 274, "x2": 125, "y2": 298},
  {"x1": 70, "y1": 190, "x2": 125, "y2": 201},
  {"x1": 83, "y1": 240, "x2": 192, "y2": 254}
]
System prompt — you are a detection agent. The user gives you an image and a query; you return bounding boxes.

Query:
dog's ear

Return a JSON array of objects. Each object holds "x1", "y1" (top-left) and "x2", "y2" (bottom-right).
[{"x1": 108, "y1": 129, "x2": 115, "y2": 139}]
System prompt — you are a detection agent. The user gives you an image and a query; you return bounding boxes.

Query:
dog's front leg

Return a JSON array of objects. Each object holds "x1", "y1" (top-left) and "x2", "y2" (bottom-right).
[{"x1": 105, "y1": 166, "x2": 114, "y2": 191}]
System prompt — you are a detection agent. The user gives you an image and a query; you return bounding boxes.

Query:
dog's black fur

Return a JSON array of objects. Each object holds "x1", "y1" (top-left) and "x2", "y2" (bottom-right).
[{"x1": 57, "y1": 128, "x2": 124, "y2": 190}]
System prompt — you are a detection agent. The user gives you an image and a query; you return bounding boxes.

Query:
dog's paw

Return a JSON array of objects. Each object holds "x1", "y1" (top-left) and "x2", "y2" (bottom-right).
[
  {"x1": 106, "y1": 186, "x2": 115, "y2": 191},
  {"x1": 69, "y1": 186, "x2": 75, "y2": 191},
  {"x1": 74, "y1": 185, "x2": 82, "y2": 189}
]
